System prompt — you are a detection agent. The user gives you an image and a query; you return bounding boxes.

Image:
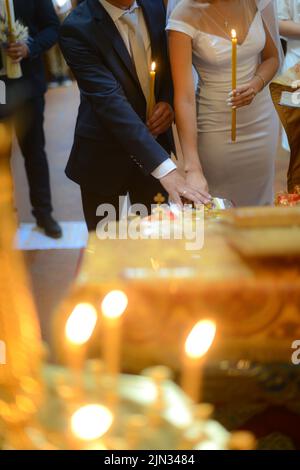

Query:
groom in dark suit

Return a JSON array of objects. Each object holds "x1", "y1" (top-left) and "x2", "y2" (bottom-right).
[{"x1": 60, "y1": 0, "x2": 207, "y2": 230}]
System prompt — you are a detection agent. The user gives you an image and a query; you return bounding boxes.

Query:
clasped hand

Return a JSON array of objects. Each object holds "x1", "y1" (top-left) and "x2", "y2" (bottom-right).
[
  {"x1": 160, "y1": 168, "x2": 211, "y2": 207},
  {"x1": 227, "y1": 77, "x2": 262, "y2": 109},
  {"x1": 147, "y1": 102, "x2": 174, "y2": 137},
  {"x1": 6, "y1": 42, "x2": 29, "y2": 63}
]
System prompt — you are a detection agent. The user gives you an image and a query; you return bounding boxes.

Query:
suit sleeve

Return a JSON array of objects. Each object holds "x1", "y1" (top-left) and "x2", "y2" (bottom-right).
[
  {"x1": 27, "y1": 0, "x2": 60, "y2": 58},
  {"x1": 59, "y1": 24, "x2": 171, "y2": 175}
]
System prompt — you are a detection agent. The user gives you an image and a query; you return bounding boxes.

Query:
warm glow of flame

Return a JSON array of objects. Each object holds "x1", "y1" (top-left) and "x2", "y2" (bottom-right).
[
  {"x1": 151, "y1": 62, "x2": 156, "y2": 72},
  {"x1": 231, "y1": 29, "x2": 237, "y2": 39},
  {"x1": 185, "y1": 320, "x2": 216, "y2": 359},
  {"x1": 65, "y1": 303, "x2": 97, "y2": 345},
  {"x1": 71, "y1": 404, "x2": 113, "y2": 441},
  {"x1": 101, "y1": 290, "x2": 128, "y2": 319},
  {"x1": 0, "y1": 124, "x2": 11, "y2": 154}
]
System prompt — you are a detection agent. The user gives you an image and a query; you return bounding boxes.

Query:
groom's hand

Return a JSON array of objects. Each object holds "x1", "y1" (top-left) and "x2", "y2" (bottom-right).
[
  {"x1": 147, "y1": 102, "x2": 174, "y2": 137},
  {"x1": 160, "y1": 169, "x2": 211, "y2": 207}
]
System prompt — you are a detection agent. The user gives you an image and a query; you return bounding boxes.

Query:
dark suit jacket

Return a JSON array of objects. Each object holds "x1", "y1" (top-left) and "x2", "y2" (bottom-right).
[
  {"x1": 1, "y1": 0, "x2": 60, "y2": 103},
  {"x1": 60, "y1": 0, "x2": 175, "y2": 193}
]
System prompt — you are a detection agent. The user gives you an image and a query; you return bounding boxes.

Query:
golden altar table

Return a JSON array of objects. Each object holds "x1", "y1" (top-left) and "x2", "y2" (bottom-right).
[{"x1": 54, "y1": 212, "x2": 300, "y2": 402}]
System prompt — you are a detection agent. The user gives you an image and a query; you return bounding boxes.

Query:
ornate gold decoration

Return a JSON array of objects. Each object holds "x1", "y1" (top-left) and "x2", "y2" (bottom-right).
[
  {"x1": 0, "y1": 122, "x2": 43, "y2": 434},
  {"x1": 154, "y1": 193, "x2": 166, "y2": 205}
]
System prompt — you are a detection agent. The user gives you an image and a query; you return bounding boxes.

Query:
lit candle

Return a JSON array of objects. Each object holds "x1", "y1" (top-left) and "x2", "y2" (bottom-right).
[
  {"x1": 65, "y1": 302, "x2": 98, "y2": 394},
  {"x1": 101, "y1": 290, "x2": 128, "y2": 377},
  {"x1": 148, "y1": 61, "x2": 156, "y2": 119},
  {"x1": 181, "y1": 319, "x2": 216, "y2": 403},
  {"x1": 231, "y1": 29, "x2": 237, "y2": 142}
]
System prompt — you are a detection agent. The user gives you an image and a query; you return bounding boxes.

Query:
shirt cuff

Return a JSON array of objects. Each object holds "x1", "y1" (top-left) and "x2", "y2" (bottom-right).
[{"x1": 151, "y1": 158, "x2": 177, "y2": 179}]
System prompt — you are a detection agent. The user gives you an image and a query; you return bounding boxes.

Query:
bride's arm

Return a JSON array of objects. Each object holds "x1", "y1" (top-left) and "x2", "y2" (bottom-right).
[
  {"x1": 168, "y1": 31, "x2": 209, "y2": 193},
  {"x1": 256, "y1": 24, "x2": 280, "y2": 83}
]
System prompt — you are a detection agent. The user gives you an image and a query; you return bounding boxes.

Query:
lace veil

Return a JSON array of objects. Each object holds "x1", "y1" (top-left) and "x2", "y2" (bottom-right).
[{"x1": 166, "y1": 0, "x2": 283, "y2": 64}]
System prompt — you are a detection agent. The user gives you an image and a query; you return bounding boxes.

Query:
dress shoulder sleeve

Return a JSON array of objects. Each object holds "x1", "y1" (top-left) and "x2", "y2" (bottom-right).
[{"x1": 166, "y1": 19, "x2": 197, "y2": 39}]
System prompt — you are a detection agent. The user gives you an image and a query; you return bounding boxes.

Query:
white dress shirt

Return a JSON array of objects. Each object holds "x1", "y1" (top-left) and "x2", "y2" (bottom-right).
[
  {"x1": 53, "y1": 0, "x2": 72, "y2": 15},
  {"x1": 99, "y1": 0, "x2": 176, "y2": 179}
]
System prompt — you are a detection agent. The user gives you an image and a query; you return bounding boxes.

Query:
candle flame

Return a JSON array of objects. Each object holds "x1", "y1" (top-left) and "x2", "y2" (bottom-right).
[
  {"x1": 151, "y1": 61, "x2": 156, "y2": 72},
  {"x1": 71, "y1": 404, "x2": 113, "y2": 441},
  {"x1": 185, "y1": 319, "x2": 216, "y2": 359},
  {"x1": 65, "y1": 303, "x2": 97, "y2": 345},
  {"x1": 101, "y1": 290, "x2": 128, "y2": 319},
  {"x1": 231, "y1": 29, "x2": 237, "y2": 39}
]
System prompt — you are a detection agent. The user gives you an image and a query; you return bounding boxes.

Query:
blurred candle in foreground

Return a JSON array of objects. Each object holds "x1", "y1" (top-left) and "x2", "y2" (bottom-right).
[
  {"x1": 231, "y1": 29, "x2": 237, "y2": 142},
  {"x1": 65, "y1": 303, "x2": 98, "y2": 346},
  {"x1": 71, "y1": 404, "x2": 113, "y2": 441},
  {"x1": 181, "y1": 319, "x2": 216, "y2": 403},
  {"x1": 148, "y1": 61, "x2": 156, "y2": 119},
  {"x1": 101, "y1": 290, "x2": 128, "y2": 377},
  {"x1": 65, "y1": 303, "x2": 97, "y2": 392}
]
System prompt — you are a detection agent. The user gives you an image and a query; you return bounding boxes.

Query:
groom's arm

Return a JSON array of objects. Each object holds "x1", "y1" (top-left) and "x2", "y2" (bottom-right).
[{"x1": 60, "y1": 26, "x2": 172, "y2": 175}]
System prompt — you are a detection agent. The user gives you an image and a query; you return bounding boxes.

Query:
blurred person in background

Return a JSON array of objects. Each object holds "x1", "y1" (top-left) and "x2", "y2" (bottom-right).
[
  {"x1": 270, "y1": 64, "x2": 300, "y2": 192},
  {"x1": 278, "y1": 0, "x2": 300, "y2": 70},
  {"x1": 277, "y1": 0, "x2": 300, "y2": 151},
  {"x1": 0, "y1": 0, "x2": 62, "y2": 238},
  {"x1": 47, "y1": 0, "x2": 73, "y2": 88}
]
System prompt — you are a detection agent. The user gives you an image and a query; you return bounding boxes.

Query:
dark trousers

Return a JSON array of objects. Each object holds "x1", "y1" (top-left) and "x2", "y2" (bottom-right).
[
  {"x1": 14, "y1": 95, "x2": 53, "y2": 219},
  {"x1": 81, "y1": 168, "x2": 168, "y2": 231}
]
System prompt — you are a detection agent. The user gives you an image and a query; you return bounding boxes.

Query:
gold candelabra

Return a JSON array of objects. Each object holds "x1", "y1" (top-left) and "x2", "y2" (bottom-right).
[{"x1": 0, "y1": 121, "x2": 43, "y2": 448}]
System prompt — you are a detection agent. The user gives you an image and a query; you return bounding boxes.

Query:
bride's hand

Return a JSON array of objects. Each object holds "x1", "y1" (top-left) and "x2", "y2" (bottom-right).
[
  {"x1": 227, "y1": 78, "x2": 262, "y2": 109},
  {"x1": 185, "y1": 169, "x2": 211, "y2": 200}
]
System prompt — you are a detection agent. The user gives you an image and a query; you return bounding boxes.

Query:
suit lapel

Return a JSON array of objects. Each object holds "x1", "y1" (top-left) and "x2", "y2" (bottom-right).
[
  {"x1": 137, "y1": 0, "x2": 160, "y2": 63},
  {"x1": 88, "y1": 0, "x2": 166, "y2": 97},
  {"x1": 88, "y1": 0, "x2": 140, "y2": 87},
  {"x1": 137, "y1": 0, "x2": 164, "y2": 94}
]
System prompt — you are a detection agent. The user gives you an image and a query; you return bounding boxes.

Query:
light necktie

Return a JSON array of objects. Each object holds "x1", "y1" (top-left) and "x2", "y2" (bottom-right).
[{"x1": 121, "y1": 8, "x2": 150, "y2": 106}]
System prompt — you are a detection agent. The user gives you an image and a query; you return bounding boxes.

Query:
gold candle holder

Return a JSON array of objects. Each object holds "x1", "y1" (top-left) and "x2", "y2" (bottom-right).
[{"x1": 0, "y1": 121, "x2": 43, "y2": 433}]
